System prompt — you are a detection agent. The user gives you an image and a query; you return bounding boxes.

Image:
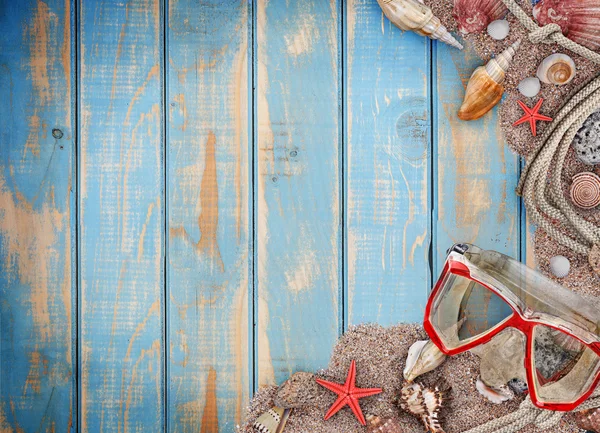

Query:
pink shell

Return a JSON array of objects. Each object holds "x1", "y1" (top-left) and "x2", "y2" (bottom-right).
[
  {"x1": 570, "y1": 172, "x2": 600, "y2": 209},
  {"x1": 453, "y1": 0, "x2": 508, "y2": 34},
  {"x1": 533, "y1": 0, "x2": 600, "y2": 51}
]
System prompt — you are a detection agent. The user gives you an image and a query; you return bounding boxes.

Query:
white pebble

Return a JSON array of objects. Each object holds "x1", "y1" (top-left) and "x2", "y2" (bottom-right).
[
  {"x1": 549, "y1": 255, "x2": 570, "y2": 278},
  {"x1": 487, "y1": 19, "x2": 510, "y2": 41},
  {"x1": 518, "y1": 77, "x2": 541, "y2": 98}
]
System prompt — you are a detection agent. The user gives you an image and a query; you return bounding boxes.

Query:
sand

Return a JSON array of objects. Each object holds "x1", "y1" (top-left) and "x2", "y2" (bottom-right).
[{"x1": 240, "y1": 324, "x2": 583, "y2": 433}]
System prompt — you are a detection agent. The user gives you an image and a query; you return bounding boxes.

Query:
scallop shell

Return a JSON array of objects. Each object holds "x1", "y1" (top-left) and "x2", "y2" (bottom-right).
[
  {"x1": 253, "y1": 407, "x2": 292, "y2": 433},
  {"x1": 399, "y1": 382, "x2": 446, "y2": 433},
  {"x1": 517, "y1": 77, "x2": 541, "y2": 97},
  {"x1": 570, "y1": 171, "x2": 600, "y2": 209},
  {"x1": 403, "y1": 340, "x2": 447, "y2": 382},
  {"x1": 573, "y1": 408, "x2": 600, "y2": 432},
  {"x1": 476, "y1": 377, "x2": 514, "y2": 404},
  {"x1": 377, "y1": 0, "x2": 464, "y2": 49},
  {"x1": 533, "y1": 0, "x2": 600, "y2": 51},
  {"x1": 458, "y1": 40, "x2": 520, "y2": 121},
  {"x1": 366, "y1": 414, "x2": 407, "y2": 433},
  {"x1": 536, "y1": 53, "x2": 576, "y2": 85},
  {"x1": 453, "y1": 0, "x2": 508, "y2": 34},
  {"x1": 549, "y1": 255, "x2": 571, "y2": 278}
]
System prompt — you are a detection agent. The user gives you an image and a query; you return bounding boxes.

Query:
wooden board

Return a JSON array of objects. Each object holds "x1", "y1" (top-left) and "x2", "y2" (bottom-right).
[
  {"x1": 256, "y1": 0, "x2": 342, "y2": 385},
  {"x1": 79, "y1": 0, "x2": 164, "y2": 431},
  {"x1": 0, "y1": 0, "x2": 75, "y2": 431},
  {"x1": 346, "y1": 0, "x2": 431, "y2": 325},
  {"x1": 433, "y1": 41, "x2": 521, "y2": 275},
  {"x1": 166, "y1": 1, "x2": 250, "y2": 431}
]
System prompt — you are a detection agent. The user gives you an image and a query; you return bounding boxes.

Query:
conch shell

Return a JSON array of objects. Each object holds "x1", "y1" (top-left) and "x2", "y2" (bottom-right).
[
  {"x1": 253, "y1": 407, "x2": 292, "y2": 433},
  {"x1": 537, "y1": 53, "x2": 576, "y2": 85},
  {"x1": 403, "y1": 340, "x2": 447, "y2": 382},
  {"x1": 399, "y1": 382, "x2": 446, "y2": 433},
  {"x1": 458, "y1": 40, "x2": 520, "y2": 121},
  {"x1": 533, "y1": 0, "x2": 600, "y2": 51},
  {"x1": 377, "y1": 0, "x2": 464, "y2": 50},
  {"x1": 453, "y1": 0, "x2": 508, "y2": 34}
]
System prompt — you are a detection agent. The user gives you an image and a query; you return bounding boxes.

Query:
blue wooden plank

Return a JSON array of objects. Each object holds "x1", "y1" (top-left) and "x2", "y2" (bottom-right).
[
  {"x1": 256, "y1": 0, "x2": 341, "y2": 385},
  {"x1": 346, "y1": 0, "x2": 431, "y2": 325},
  {"x1": 79, "y1": 0, "x2": 164, "y2": 431},
  {"x1": 433, "y1": 42, "x2": 520, "y2": 274},
  {"x1": 0, "y1": 0, "x2": 75, "y2": 431},
  {"x1": 166, "y1": 1, "x2": 250, "y2": 431}
]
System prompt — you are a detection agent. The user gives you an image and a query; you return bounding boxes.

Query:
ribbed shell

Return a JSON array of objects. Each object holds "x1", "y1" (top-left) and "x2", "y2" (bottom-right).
[
  {"x1": 570, "y1": 172, "x2": 600, "y2": 209},
  {"x1": 366, "y1": 415, "x2": 407, "y2": 433},
  {"x1": 533, "y1": 0, "x2": 600, "y2": 51},
  {"x1": 453, "y1": 0, "x2": 508, "y2": 34},
  {"x1": 253, "y1": 407, "x2": 292, "y2": 433},
  {"x1": 399, "y1": 382, "x2": 446, "y2": 433}
]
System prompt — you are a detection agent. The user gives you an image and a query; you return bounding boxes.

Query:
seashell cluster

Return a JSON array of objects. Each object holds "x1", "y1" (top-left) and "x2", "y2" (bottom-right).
[
  {"x1": 549, "y1": 255, "x2": 571, "y2": 278},
  {"x1": 518, "y1": 77, "x2": 541, "y2": 97},
  {"x1": 573, "y1": 407, "x2": 600, "y2": 432},
  {"x1": 533, "y1": 0, "x2": 600, "y2": 51},
  {"x1": 570, "y1": 172, "x2": 600, "y2": 209},
  {"x1": 403, "y1": 340, "x2": 447, "y2": 382},
  {"x1": 253, "y1": 407, "x2": 292, "y2": 433},
  {"x1": 536, "y1": 54, "x2": 576, "y2": 85},
  {"x1": 572, "y1": 111, "x2": 600, "y2": 165},
  {"x1": 458, "y1": 40, "x2": 521, "y2": 121},
  {"x1": 377, "y1": 0, "x2": 464, "y2": 49},
  {"x1": 453, "y1": 0, "x2": 508, "y2": 34},
  {"x1": 399, "y1": 382, "x2": 446, "y2": 433},
  {"x1": 366, "y1": 414, "x2": 407, "y2": 433},
  {"x1": 487, "y1": 19, "x2": 510, "y2": 40},
  {"x1": 475, "y1": 377, "x2": 514, "y2": 404}
]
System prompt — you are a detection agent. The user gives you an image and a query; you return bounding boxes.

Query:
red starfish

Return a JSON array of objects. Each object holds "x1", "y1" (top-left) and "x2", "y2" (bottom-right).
[
  {"x1": 315, "y1": 360, "x2": 382, "y2": 425},
  {"x1": 513, "y1": 98, "x2": 553, "y2": 136}
]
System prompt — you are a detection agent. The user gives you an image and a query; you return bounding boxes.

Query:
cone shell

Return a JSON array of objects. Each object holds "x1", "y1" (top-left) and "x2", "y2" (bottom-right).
[
  {"x1": 570, "y1": 172, "x2": 600, "y2": 209},
  {"x1": 533, "y1": 0, "x2": 600, "y2": 51},
  {"x1": 573, "y1": 407, "x2": 600, "y2": 432},
  {"x1": 458, "y1": 40, "x2": 520, "y2": 121},
  {"x1": 366, "y1": 414, "x2": 407, "y2": 433},
  {"x1": 377, "y1": 0, "x2": 464, "y2": 49},
  {"x1": 403, "y1": 340, "x2": 447, "y2": 382},
  {"x1": 453, "y1": 0, "x2": 508, "y2": 34},
  {"x1": 537, "y1": 54, "x2": 576, "y2": 85},
  {"x1": 253, "y1": 407, "x2": 292, "y2": 433}
]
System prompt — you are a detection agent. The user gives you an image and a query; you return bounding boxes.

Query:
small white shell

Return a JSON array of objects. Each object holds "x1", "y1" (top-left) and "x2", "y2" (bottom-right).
[
  {"x1": 517, "y1": 77, "x2": 541, "y2": 98},
  {"x1": 537, "y1": 53, "x2": 576, "y2": 85},
  {"x1": 549, "y1": 255, "x2": 571, "y2": 278},
  {"x1": 476, "y1": 377, "x2": 514, "y2": 404},
  {"x1": 403, "y1": 340, "x2": 447, "y2": 382},
  {"x1": 487, "y1": 19, "x2": 510, "y2": 40}
]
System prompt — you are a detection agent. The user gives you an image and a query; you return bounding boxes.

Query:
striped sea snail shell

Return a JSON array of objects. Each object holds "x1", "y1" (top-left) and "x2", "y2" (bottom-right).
[
  {"x1": 536, "y1": 54, "x2": 576, "y2": 85},
  {"x1": 570, "y1": 172, "x2": 600, "y2": 209}
]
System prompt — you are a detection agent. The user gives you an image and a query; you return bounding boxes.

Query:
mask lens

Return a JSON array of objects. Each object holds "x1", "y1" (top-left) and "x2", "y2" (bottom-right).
[
  {"x1": 533, "y1": 325, "x2": 600, "y2": 404},
  {"x1": 430, "y1": 271, "x2": 513, "y2": 350}
]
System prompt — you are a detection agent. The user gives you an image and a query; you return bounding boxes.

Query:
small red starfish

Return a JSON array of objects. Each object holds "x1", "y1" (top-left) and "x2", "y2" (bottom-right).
[
  {"x1": 315, "y1": 360, "x2": 382, "y2": 425},
  {"x1": 513, "y1": 98, "x2": 553, "y2": 136}
]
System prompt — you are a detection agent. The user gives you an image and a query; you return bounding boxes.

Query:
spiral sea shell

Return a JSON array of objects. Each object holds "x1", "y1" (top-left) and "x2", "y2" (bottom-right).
[
  {"x1": 453, "y1": 0, "x2": 508, "y2": 34},
  {"x1": 403, "y1": 340, "x2": 447, "y2": 382},
  {"x1": 377, "y1": 0, "x2": 464, "y2": 50},
  {"x1": 399, "y1": 382, "x2": 446, "y2": 433},
  {"x1": 366, "y1": 415, "x2": 407, "y2": 433},
  {"x1": 570, "y1": 172, "x2": 600, "y2": 209},
  {"x1": 533, "y1": 0, "x2": 600, "y2": 51},
  {"x1": 458, "y1": 40, "x2": 520, "y2": 120},
  {"x1": 536, "y1": 54, "x2": 576, "y2": 85}
]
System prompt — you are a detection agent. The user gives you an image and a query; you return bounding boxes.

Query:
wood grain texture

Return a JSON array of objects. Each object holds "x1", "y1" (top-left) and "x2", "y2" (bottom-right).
[
  {"x1": 79, "y1": 0, "x2": 164, "y2": 431},
  {"x1": 433, "y1": 42, "x2": 520, "y2": 274},
  {"x1": 257, "y1": 0, "x2": 341, "y2": 385},
  {"x1": 166, "y1": 1, "x2": 249, "y2": 431},
  {"x1": 0, "y1": 0, "x2": 75, "y2": 431},
  {"x1": 346, "y1": 0, "x2": 431, "y2": 325}
]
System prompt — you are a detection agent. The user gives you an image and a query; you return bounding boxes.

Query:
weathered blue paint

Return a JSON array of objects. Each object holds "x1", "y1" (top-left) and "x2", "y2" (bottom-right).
[
  {"x1": 256, "y1": 0, "x2": 342, "y2": 386},
  {"x1": 166, "y1": 0, "x2": 250, "y2": 431},
  {"x1": 78, "y1": 0, "x2": 164, "y2": 431},
  {"x1": 346, "y1": 0, "x2": 431, "y2": 325},
  {"x1": 0, "y1": 0, "x2": 75, "y2": 431}
]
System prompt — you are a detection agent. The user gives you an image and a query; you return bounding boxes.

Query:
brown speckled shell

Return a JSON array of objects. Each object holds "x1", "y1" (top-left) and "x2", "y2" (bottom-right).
[
  {"x1": 366, "y1": 415, "x2": 407, "y2": 433},
  {"x1": 569, "y1": 172, "x2": 600, "y2": 209},
  {"x1": 573, "y1": 407, "x2": 600, "y2": 432}
]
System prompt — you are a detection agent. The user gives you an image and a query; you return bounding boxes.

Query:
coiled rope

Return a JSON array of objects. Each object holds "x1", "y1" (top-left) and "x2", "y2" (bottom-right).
[{"x1": 460, "y1": 1, "x2": 600, "y2": 431}]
